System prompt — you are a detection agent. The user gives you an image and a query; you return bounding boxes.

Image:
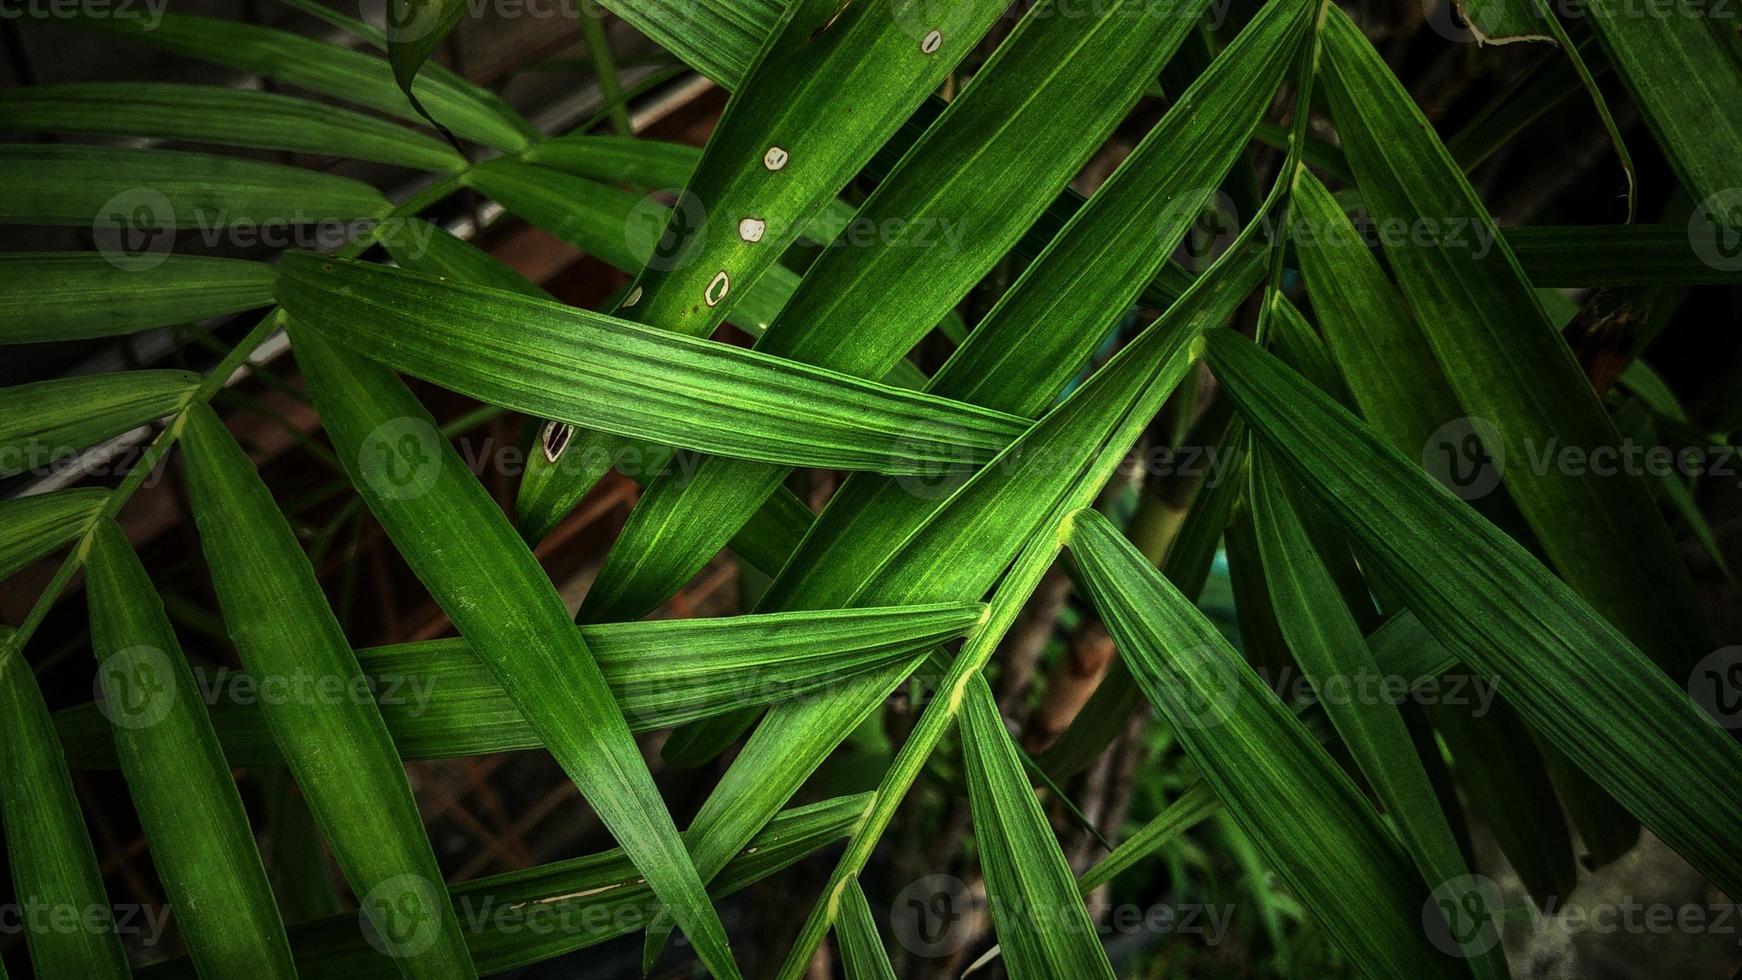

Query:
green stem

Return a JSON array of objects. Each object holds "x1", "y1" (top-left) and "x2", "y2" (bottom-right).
[
  {"x1": 1254, "y1": 1, "x2": 1327, "y2": 347},
  {"x1": 579, "y1": 0, "x2": 633, "y2": 137}
]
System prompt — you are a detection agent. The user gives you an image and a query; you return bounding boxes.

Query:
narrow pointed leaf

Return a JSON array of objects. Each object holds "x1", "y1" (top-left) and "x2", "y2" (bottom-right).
[
  {"x1": 0, "y1": 83, "x2": 465, "y2": 171},
  {"x1": 1204, "y1": 328, "x2": 1742, "y2": 899},
  {"x1": 1066, "y1": 508, "x2": 1471, "y2": 980},
  {"x1": 749, "y1": 0, "x2": 1307, "y2": 620},
  {"x1": 0, "y1": 370, "x2": 198, "y2": 478},
  {"x1": 0, "y1": 145, "x2": 391, "y2": 227},
  {"x1": 836, "y1": 881, "x2": 897, "y2": 980},
  {"x1": 1320, "y1": 6, "x2": 1710, "y2": 669},
  {"x1": 0, "y1": 489, "x2": 107, "y2": 582},
  {"x1": 515, "y1": 0, "x2": 1023, "y2": 542},
  {"x1": 582, "y1": 0, "x2": 1245, "y2": 620},
  {"x1": 1581, "y1": 0, "x2": 1742, "y2": 224},
  {"x1": 649, "y1": 250, "x2": 1257, "y2": 966},
  {"x1": 289, "y1": 325, "x2": 741, "y2": 980},
  {"x1": 0, "y1": 629, "x2": 130, "y2": 979},
  {"x1": 385, "y1": 0, "x2": 469, "y2": 103},
  {"x1": 277, "y1": 253, "x2": 1025, "y2": 475},
  {"x1": 60, "y1": 10, "x2": 534, "y2": 150},
  {"x1": 85, "y1": 520, "x2": 296, "y2": 978},
  {"x1": 961, "y1": 674, "x2": 1116, "y2": 978},
  {"x1": 179, "y1": 402, "x2": 476, "y2": 979},
  {"x1": 57, "y1": 604, "x2": 985, "y2": 767},
  {"x1": 1250, "y1": 454, "x2": 1509, "y2": 979},
  {"x1": 0, "y1": 253, "x2": 275, "y2": 344},
  {"x1": 134, "y1": 794, "x2": 868, "y2": 980},
  {"x1": 1292, "y1": 170, "x2": 1631, "y2": 896}
]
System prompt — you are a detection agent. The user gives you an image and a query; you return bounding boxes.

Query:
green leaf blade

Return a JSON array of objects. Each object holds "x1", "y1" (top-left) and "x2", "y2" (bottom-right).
[
  {"x1": 0, "y1": 630, "x2": 130, "y2": 980},
  {"x1": 0, "y1": 83, "x2": 465, "y2": 171},
  {"x1": 289, "y1": 324, "x2": 742, "y2": 980},
  {"x1": 1066, "y1": 508, "x2": 1472, "y2": 980},
  {"x1": 0, "y1": 254, "x2": 276, "y2": 345},
  {"x1": 1319, "y1": 6, "x2": 1711, "y2": 670},
  {"x1": 276, "y1": 253, "x2": 1025, "y2": 475},
  {"x1": 85, "y1": 520, "x2": 296, "y2": 979},
  {"x1": 179, "y1": 402, "x2": 477, "y2": 979},
  {"x1": 1203, "y1": 328, "x2": 1742, "y2": 900},
  {"x1": 0, "y1": 370, "x2": 199, "y2": 478}
]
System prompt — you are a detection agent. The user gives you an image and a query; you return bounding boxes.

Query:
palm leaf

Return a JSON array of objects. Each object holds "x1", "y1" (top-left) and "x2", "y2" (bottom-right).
[
  {"x1": 0, "y1": 629, "x2": 131, "y2": 978},
  {"x1": 276, "y1": 253, "x2": 1024, "y2": 475},
  {"x1": 0, "y1": 254, "x2": 275, "y2": 343},
  {"x1": 1066, "y1": 508, "x2": 1471, "y2": 980},
  {"x1": 57, "y1": 603, "x2": 984, "y2": 767},
  {"x1": 960, "y1": 673, "x2": 1116, "y2": 978},
  {"x1": 179, "y1": 402, "x2": 477, "y2": 978},
  {"x1": 60, "y1": 9, "x2": 534, "y2": 150},
  {"x1": 289, "y1": 325, "x2": 742, "y2": 980},
  {"x1": 1203, "y1": 328, "x2": 1742, "y2": 900},
  {"x1": 0, "y1": 82, "x2": 465, "y2": 171},
  {"x1": 1319, "y1": 6, "x2": 1711, "y2": 670},
  {"x1": 0, "y1": 371, "x2": 198, "y2": 478},
  {"x1": 0, "y1": 489, "x2": 107, "y2": 582},
  {"x1": 582, "y1": 0, "x2": 1277, "y2": 621},
  {"x1": 84, "y1": 521, "x2": 296, "y2": 978}
]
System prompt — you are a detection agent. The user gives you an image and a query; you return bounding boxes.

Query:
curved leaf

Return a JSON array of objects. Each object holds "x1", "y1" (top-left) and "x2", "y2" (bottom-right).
[
  {"x1": 1066, "y1": 508, "x2": 1471, "y2": 980},
  {"x1": 57, "y1": 604, "x2": 986, "y2": 767},
  {"x1": 277, "y1": 253, "x2": 1025, "y2": 475},
  {"x1": 0, "y1": 629, "x2": 130, "y2": 979},
  {"x1": 0, "y1": 145, "x2": 391, "y2": 227},
  {"x1": 580, "y1": 0, "x2": 1230, "y2": 620},
  {"x1": 58, "y1": 9, "x2": 534, "y2": 150},
  {"x1": 289, "y1": 325, "x2": 741, "y2": 980},
  {"x1": 133, "y1": 794, "x2": 868, "y2": 980},
  {"x1": 1204, "y1": 327, "x2": 1742, "y2": 900},
  {"x1": 1320, "y1": 6, "x2": 1711, "y2": 669},
  {"x1": 960, "y1": 674, "x2": 1116, "y2": 978},
  {"x1": 179, "y1": 402, "x2": 476, "y2": 979},
  {"x1": 836, "y1": 881, "x2": 897, "y2": 980},
  {"x1": 85, "y1": 520, "x2": 296, "y2": 979}
]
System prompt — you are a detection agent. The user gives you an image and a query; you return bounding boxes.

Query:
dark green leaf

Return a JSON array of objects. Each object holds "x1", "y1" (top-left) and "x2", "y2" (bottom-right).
[{"x1": 84, "y1": 520, "x2": 296, "y2": 978}]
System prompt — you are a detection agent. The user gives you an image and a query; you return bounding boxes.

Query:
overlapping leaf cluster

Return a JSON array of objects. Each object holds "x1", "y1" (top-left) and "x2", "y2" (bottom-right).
[{"x1": 1, "y1": 0, "x2": 1739, "y2": 977}]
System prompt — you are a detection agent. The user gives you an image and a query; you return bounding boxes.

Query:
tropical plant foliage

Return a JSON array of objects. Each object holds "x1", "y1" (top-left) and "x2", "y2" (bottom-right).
[{"x1": 1, "y1": 0, "x2": 1740, "y2": 976}]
